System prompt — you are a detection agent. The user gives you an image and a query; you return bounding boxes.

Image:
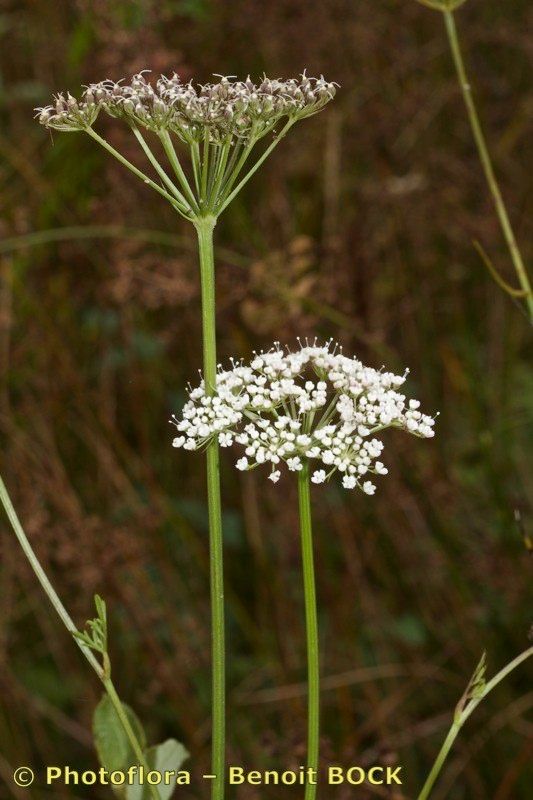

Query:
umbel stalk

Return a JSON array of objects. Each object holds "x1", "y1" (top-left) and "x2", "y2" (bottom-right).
[
  {"x1": 298, "y1": 463, "x2": 320, "y2": 800},
  {"x1": 196, "y1": 215, "x2": 225, "y2": 800}
]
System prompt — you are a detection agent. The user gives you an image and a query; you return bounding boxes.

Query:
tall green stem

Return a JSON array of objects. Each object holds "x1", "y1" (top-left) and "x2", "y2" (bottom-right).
[
  {"x1": 443, "y1": 10, "x2": 533, "y2": 320},
  {"x1": 195, "y1": 216, "x2": 225, "y2": 800},
  {"x1": 298, "y1": 463, "x2": 320, "y2": 800},
  {"x1": 0, "y1": 476, "x2": 160, "y2": 800}
]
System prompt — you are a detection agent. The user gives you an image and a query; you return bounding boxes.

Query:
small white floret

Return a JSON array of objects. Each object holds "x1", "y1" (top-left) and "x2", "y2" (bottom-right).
[{"x1": 311, "y1": 470, "x2": 326, "y2": 484}]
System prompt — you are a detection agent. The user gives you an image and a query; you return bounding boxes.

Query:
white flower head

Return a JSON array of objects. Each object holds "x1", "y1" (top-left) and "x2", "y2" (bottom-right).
[{"x1": 171, "y1": 340, "x2": 436, "y2": 494}]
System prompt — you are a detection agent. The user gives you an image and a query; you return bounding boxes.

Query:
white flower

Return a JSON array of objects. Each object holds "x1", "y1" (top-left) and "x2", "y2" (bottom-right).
[
  {"x1": 268, "y1": 470, "x2": 281, "y2": 483},
  {"x1": 171, "y1": 341, "x2": 436, "y2": 493},
  {"x1": 287, "y1": 457, "x2": 303, "y2": 472}
]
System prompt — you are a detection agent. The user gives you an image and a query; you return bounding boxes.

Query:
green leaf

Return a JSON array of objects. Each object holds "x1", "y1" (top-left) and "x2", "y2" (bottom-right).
[
  {"x1": 126, "y1": 740, "x2": 189, "y2": 800},
  {"x1": 455, "y1": 652, "x2": 488, "y2": 722},
  {"x1": 93, "y1": 694, "x2": 147, "y2": 773}
]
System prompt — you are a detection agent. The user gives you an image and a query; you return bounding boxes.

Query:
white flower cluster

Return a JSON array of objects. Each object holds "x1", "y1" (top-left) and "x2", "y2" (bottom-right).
[
  {"x1": 36, "y1": 72, "x2": 337, "y2": 144},
  {"x1": 171, "y1": 342, "x2": 436, "y2": 494}
]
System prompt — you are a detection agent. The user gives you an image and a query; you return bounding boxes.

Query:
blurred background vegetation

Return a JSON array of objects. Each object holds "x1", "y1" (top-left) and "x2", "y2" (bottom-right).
[{"x1": 0, "y1": 0, "x2": 532, "y2": 797}]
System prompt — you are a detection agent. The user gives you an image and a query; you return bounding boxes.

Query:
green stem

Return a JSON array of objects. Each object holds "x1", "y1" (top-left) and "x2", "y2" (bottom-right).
[
  {"x1": 191, "y1": 141, "x2": 202, "y2": 196},
  {"x1": 416, "y1": 646, "x2": 533, "y2": 800},
  {"x1": 417, "y1": 723, "x2": 460, "y2": 800},
  {"x1": 216, "y1": 119, "x2": 295, "y2": 214},
  {"x1": 208, "y1": 137, "x2": 232, "y2": 210},
  {"x1": 85, "y1": 128, "x2": 186, "y2": 215},
  {"x1": 195, "y1": 216, "x2": 226, "y2": 800},
  {"x1": 158, "y1": 131, "x2": 200, "y2": 214},
  {"x1": 131, "y1": 126, "x2": 191, "y2": 213},
  {"x1": 443, "y1": 10, "x2": 533, "y2": 320},
  {"x1": 214, "y1": 140, "x2": 243, "y2": 203},
  {"x1": 200, "y1": 130, "x2": 210, "y2": 204},
  {"x1": 215, "y1": 131, "x2": 258, "y2": 206},
  {"x1": 0, "y1": 476, "x2": 161, "y2": 800},
  {"x1": 298, "y1": 463, "x2": 320, "y2": 800}
]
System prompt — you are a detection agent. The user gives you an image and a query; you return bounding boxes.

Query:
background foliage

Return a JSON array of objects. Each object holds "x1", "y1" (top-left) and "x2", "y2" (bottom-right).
[{"x1": 0, "y1": 0, "x2": 531, "y2": 797}]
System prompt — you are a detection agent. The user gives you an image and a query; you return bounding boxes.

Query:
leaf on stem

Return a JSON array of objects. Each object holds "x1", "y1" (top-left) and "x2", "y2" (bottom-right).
[
  {"x1": 126, "y1": 739, "x2": 190, "y2": 800},
  {"x1": 93, "y1": 694, "x2": 147, "y2": 774},
  {"x1": 73, "y1": 593, "x2": 108, "y2": 655},
  {"x1": 454, "y1": 651, "x2": 487, "y2": 722}
]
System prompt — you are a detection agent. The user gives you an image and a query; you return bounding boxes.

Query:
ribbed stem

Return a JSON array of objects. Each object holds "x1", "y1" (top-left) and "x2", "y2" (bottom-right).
[
  {"x1": 417, "y1": 724, "x2": 460, "y2": 800},
  {"x1": 444, "y1": 10, "x2": 533, "y2": 320},
  {"x1": 298, "y1": 463, "x2": 320, "y2": 800},
  {"x1": 195, "y1": 216, "x2": 225, "y2": 800}
]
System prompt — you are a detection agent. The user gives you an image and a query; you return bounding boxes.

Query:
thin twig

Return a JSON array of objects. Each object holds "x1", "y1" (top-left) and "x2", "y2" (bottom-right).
[{"x1": 443, "y1": 9, "x2": 533, "y2": 321}]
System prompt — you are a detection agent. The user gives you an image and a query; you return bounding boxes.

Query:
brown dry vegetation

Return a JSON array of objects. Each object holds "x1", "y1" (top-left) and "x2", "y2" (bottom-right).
[{"x1": 0, "y1": 1, "x2": 532, "y2": 798}]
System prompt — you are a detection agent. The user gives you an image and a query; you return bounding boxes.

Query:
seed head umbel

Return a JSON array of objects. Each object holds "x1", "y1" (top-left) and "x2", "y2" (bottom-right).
[
  {"x1": 171, "y1": 341, "x2": 436, "y2": 494},
  {"x1": 36, "y1": 71, "x2": 337, "y2": 218},
  {"x1": 36, "y1": 91, "x2": 100, "y2": 132},
  {"x1": 36, "y1": 72, "x2": 337, "y2": 144}
]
